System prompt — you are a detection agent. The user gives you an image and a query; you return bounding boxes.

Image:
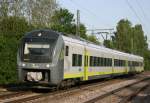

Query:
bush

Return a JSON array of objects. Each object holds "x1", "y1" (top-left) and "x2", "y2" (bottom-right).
[{"x1": 0, "y1": 16, "x2": 34, "y2": 84}]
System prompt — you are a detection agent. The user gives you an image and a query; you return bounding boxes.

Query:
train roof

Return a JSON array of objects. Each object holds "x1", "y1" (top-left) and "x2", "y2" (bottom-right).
[
  {"x1": 62, "y1": 35, "x2": 143, "y2": 61},
  {"x1": 23, "y1": 29, "x2": 60, "y2": 39},
  {"x1": 23, "y1": 29, "x2": 143, "y2": 61}
]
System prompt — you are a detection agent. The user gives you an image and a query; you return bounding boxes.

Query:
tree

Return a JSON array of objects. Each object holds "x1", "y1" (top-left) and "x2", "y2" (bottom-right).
[
  {"x1": 0, "y1": 16, "x2": 33, "y2": 37},
  {"x1": 51, "y1": 8, "x2": 87, "y2": 39},
  {"x1": 0, "y1": 0, "x2": 9, "y2": 17},
  {"x1": 87, "y1": 35, "x2": 100, "y2": 45},
  {"x1": 115, "y1": 19, "x2": 132, "y2": 53},
  {"x1": 144, "y1": 50, "x2": 150, "y2": 71},
  {"x1": 79, "y1": 24, "x2": 87, "y2": 39},
  {"x1": 29, "y1": 0, "x2": 57, "y2": 27},
  {"x1": 0, "y1": 16, "x2": 34, "y2": 84},
  {"x1": 132, "y1": 24, "x2": 148, "y2": 56},
  {"x1": 0, "y1": 0, "x2": 57, "y2": 27},
  {"x1": 51, "y1": 8, "x2": 75, "y2": 33},
  {"x1": 106, "y1": 19, "x2": 149, "y2": 70},
  {"x1": 103, "y1": 40, "x2": 114, "y2": 48}
]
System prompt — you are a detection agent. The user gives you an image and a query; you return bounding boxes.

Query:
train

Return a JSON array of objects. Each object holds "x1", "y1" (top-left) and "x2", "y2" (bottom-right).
[{"x1": 17, "y1": 29, "x2": 144, "y2": 87}]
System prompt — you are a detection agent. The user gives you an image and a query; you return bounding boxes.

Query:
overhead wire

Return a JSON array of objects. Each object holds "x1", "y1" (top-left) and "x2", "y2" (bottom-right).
[
  {"x1": 125, "y1": 0, "x2": 143, "y2": 24},
  {"x1": 135, "y1": 0, "x2": 150, "y2": 25},
  {"x1": 125, "y1": 0, "x2": 150, "y2": 47},
  {"x1": 125, "y1": 0, "x2": 149, "y2": 34},
  {"x1": 69, "y1": 0, "x2": 99, "y2": 18},
  {"x1": 69, "y1": 0, "x2": 112, "y2": 28}
]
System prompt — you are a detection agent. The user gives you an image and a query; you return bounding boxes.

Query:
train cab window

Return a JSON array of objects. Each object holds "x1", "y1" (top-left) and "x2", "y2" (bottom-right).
[
  {"x1": 65, "y1": 46, "x2": 69, "y2": 56},
  {"x1": 72, "y1": 54, "x2": 82, "y2": 66}
]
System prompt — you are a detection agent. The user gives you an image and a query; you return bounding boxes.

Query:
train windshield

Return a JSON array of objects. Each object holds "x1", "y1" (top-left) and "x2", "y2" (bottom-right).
[{"x1": 22, "y1": 38, "x2": 56, "y2": 63}]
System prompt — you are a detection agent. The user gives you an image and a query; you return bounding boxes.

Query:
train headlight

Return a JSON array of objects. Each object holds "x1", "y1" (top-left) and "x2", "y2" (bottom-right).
[
  {"x1": 46, "y1": 64, "x2": 50, "y2": 68},
  {"x1": 22, "y1": 63, "x2": 26, "y2": 67}
]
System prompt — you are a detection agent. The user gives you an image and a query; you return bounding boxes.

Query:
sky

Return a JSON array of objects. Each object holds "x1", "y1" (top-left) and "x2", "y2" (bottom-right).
[{"x1": 58, "y1": 0, "x2": 150, "y2": 45}]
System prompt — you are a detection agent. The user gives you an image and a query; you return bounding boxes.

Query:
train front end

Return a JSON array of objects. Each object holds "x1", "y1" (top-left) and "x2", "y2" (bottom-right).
[{"x1": 17, "y1": 30, "x2": 64, "y2": 86}]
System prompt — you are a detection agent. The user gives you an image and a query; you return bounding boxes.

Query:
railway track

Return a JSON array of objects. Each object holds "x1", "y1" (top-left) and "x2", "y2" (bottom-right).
[
  {"x1": 0, "y1": 78, "x2": 123, "y2": 103},
  {"x1": 0, "y1": 73, "x2": 149, "y2": 103},
  {"x1": 0, "y1": 91, "x2": 42, "y2": 103},
  {"x1": 0, "y1": 91, "x2": 33, "y2": 100},
  {"x1": 29, "y1": 75, "x2": 150, "y2": 103},
  {"x1": 120, "y1": 84, "x2": 149, "y2": 103},
  {"x1": 85, "y1": 77, "x2": 150, "y2": 103}
]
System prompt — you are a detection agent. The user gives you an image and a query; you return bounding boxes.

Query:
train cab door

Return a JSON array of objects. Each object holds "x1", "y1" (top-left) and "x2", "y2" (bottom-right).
[{"x1": 84, "y1": 49, "x2": 89, "y2": 80}]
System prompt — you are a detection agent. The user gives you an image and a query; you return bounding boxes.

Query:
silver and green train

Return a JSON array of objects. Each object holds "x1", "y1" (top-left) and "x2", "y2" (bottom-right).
[{"x1": 17, "y1": 29, "x2": 144, "y2": 86}]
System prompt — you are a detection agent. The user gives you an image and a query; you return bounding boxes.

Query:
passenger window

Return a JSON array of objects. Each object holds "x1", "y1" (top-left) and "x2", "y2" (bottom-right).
[
  {"x1": 100, "y1": 58, "x2": 103, "y2": 66},
  {"x1": 108, "y1": 58, "x2": 112, "y2": 66},
  {"x1": 72, "y1": 54, "x2": 77, "y2": 66},
  {"x1": 72, "y1": 54, "x2": 82, "y2": 66},
  {"x1": 94, "y1": 57, "x2": 97, "y2": 66},
  {"x1": 98, "y1": 57, "x2": 100, "y2": 66},
  {"x1": 90, "y1": 56, "x2": 94, "y2": 66},
  {"x1": 65, "y1": 46, "x2": 69, "y2": 56},
  {"x1": 78, "y1": 55, "x2": 82, "y2": 66}
]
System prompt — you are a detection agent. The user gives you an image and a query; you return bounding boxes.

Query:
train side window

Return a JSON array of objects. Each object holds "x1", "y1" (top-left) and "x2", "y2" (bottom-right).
[
  {"x1": 114, "y1": 59, "x2": 116, "y2": 66},
  {"x1": 104, "y1": 58, "x2": 107, "y2": 66},
  {"x1": 108, "y1": 58, "x2": 112, "y2": 66},
  {"x1": 94, "y1": 57, "x2": 97, "y2": 66},
  {"x1": 107, "y1": 58, "x2": 110, "y2": 66},
  {"x1": 114, "y1": 59, "x2": 119, "y2": 66},
  {"x1": 106, "y1": 58, "x2": 108, "y2": 66},
  {"x1": 108, "y1": 58, "x2": 110, "y2": 66},
  {"x1": 98, "y1": 57, "x2": 100, "y2": 66},
  {"x1": 102, "y1": 58, "x2": 104, "y2": 66},
  {"x1": 109, "y1": 58, "x2": 111, "y2": 66},
  {"x1": 72, "y1": 54, "x2": 82, "y2": 66},
  {"x1": 128, "y1": 61, "x2": 132, "y2": 67},
  {"x1": 72, "y1": 54, "x2": 76, "y2": 66},
  {"x1": 100, "y1": 58, "x2": 103, "y2": 66},
  {"x1": 119, "y1": 60, "x2": 122, "y2": 66},
  {"x1": 93, "y1": 57, "x2": 96, "y2": 66},
  {"x1": 78, "y1": 55, "x2": 82, "y2": 66},
  {"x1": 95, "y1": 57, "x2": 97, "y2": 66},
  {"x1": 119, "y1": 60, "x2": 120, "y2": 66},
  {"x1": 93, "y1": 57, "x2": 95, "y2": 66},
  {"x1": 128, "y1": 61, "x2": 130, "y2": 66},
  {"x1": 96, "y1": 57, "x2": 98, "y2": 66},
  {"x1": 65, "y1": 46, "x2": 69, "y2": 56},
  {"x1": 90, "y1": 56, "x2": 92, "y2": 66}
]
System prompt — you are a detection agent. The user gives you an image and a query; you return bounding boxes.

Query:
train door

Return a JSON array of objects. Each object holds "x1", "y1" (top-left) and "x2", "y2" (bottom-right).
[{"x1": 84, "y1": 49, "x2": 89, "y2": 80}]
